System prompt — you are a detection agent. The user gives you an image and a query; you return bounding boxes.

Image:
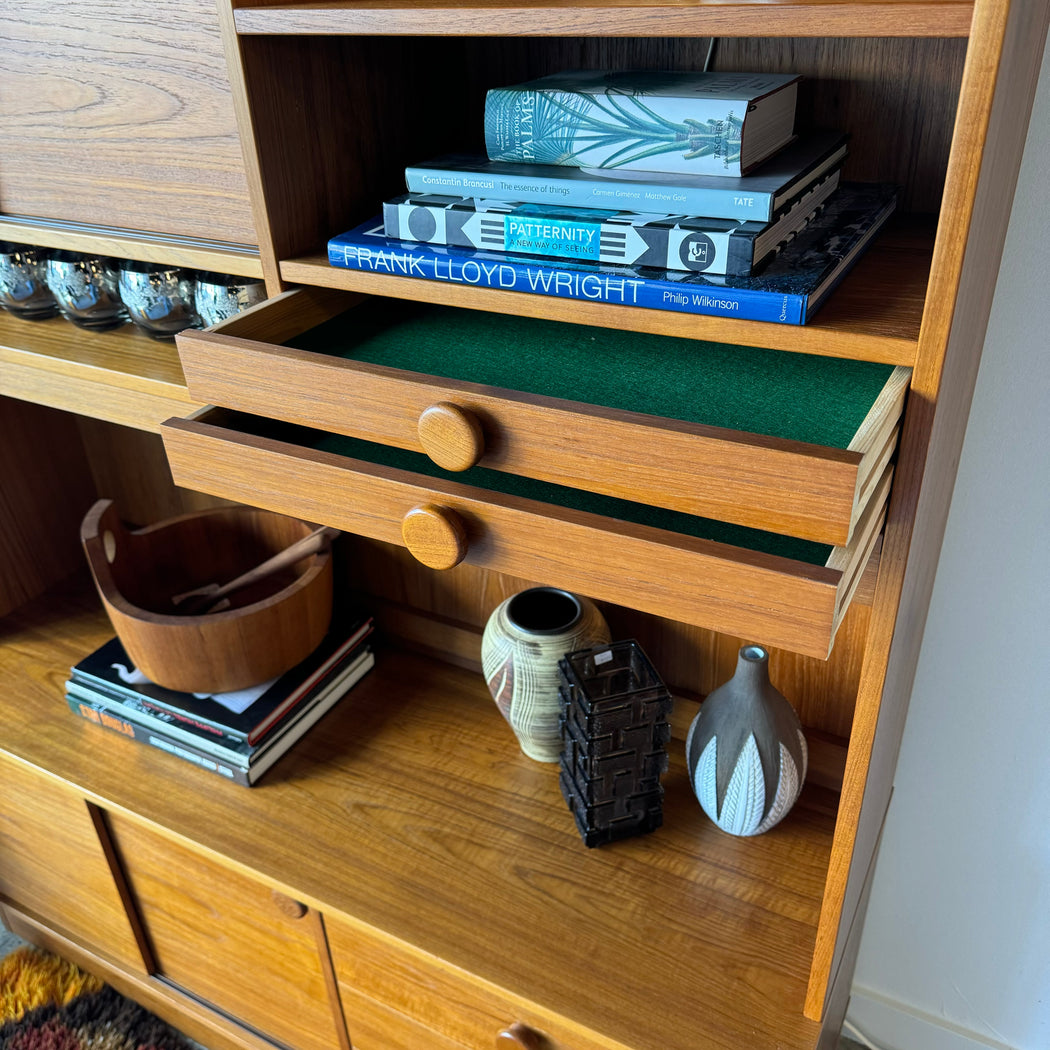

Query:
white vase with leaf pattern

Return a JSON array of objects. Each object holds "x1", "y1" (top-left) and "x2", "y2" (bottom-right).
[{"x1": 685, "y1": 645, "x2": 807, "y2": 836}]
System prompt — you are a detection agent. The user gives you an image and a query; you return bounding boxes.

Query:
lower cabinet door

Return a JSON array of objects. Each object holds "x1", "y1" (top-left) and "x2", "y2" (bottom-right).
[
  {"x1": 0, "y1": 758, "x2": 142, "y2": 968},
  {"x1": 324, "y1": 912, "x2": 600, "y2": 1050},
  {"x1": 105, "y1": 811, "x2": 345, "y2": 1050}
]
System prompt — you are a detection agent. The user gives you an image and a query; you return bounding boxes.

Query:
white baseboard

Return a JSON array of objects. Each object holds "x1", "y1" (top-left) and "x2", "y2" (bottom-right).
[{"x1": 846, "y1": 987, "x2": 1018, "y2": 1050}]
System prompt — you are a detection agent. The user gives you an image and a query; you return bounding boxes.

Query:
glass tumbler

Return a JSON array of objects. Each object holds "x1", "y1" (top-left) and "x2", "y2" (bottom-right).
[
  {"x1": 45, "y1": 251, "x2": 127, "y2": 331},
  {"x1": 194, "y1": 271, "x2": 267, "y2": 328},
  {"x1": 0, "y1": 241, "x2": 59, "y2": 321},
  {"x1": 118, "y1": 261, "x2": 198, "y2": 340}
]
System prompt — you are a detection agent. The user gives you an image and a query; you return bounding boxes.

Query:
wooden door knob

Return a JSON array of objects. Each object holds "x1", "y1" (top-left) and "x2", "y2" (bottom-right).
[
  {"x1": 401, "y1": 503, "x2": 468, "y2": 570},
  {"x1": 418, "y1": 402, "x2": 485, "y2": 471},
  {"x1": 495, "y1": 1022, "x2": 551, "y2": 1049},
  {"x1": 270, "y1": 890, "x2": 308, "y2": 919}
]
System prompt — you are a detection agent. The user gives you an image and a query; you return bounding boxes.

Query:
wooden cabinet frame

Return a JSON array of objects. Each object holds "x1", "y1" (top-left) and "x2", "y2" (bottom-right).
[{"x1": 0, "y1": 1, "x2": 1047, "y2": 1048}]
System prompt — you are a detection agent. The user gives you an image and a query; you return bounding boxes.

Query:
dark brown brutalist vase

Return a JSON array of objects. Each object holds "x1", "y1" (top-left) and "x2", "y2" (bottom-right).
[
  {"x1": 686, "y1": 644, "x2": 807, "y2": 836},
  {"x1": 558, "y1": 640, "x2": 673, "y2": 847}
]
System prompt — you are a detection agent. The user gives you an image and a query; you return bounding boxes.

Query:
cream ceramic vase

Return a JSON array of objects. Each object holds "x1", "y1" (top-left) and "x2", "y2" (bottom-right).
[
  {"x1": 482, "y1": 587, "x2": 611, "y2": 762},
  {"x1": 685, "y1": 644, "x2": 808, "y2": 836}
]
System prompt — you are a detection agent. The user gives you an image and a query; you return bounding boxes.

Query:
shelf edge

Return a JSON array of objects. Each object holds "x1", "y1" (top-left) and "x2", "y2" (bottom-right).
[
  {"x1": 233, "y1": 2, "x2": 974, "y2": 39},
  {"x1": 0, "y1": 216, "x2": 264, "y2": 280},
  {"x1": 279, "y1": 256, "x2": 920, "y2": 366}
]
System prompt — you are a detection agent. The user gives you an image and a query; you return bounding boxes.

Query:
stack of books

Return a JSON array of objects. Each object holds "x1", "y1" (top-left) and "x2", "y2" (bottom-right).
[
  {"x1": 328, "y1": 70, "x2": 898, "y2": 326},
  {"x1": 66, "y1": 616, "x2": 374, "y2": 786}
]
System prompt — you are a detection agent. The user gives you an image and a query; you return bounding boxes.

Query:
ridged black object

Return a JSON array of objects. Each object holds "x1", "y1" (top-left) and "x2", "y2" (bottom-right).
[{"x1": 558, "y1": 640, "x2": 673, "y2": 847}]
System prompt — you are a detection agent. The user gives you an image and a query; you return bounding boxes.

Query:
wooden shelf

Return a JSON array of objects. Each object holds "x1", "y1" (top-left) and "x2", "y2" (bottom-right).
[
  {"x1": 280, "y1": 219, "x2": 930, "y2": 365},
  {"x1": 1, "y1": 573, "x2": 835, "y2": 1050},
  {"x1": 232, "y1": 0, "x2": 974, "y2": 38},
  {"x1": 0, "y1": 311, "x2": 201, "y2": 433},
  {"x1": 0, "y1": 216, "x2": 263, "y2": 280}
]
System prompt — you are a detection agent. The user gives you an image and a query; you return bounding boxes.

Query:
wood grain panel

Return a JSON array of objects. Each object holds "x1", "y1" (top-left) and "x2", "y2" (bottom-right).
[
  {"x1": 231, "y1": 1, "x2": 975, "y2": 39},
  {"x1": 0, "y1": 398, "x2": 96, "y2": 616},
  {"x1": 333, "y1": 970, "x2": 472, "y2": 1050},
  {"x1": 0, "y1": 902, "x2": 298, "y2": 1050},
  {"x1": 105, "y1": 812, "x2": 346, "y2": 1050},
  {"x1": 235, "y1": 34, "x2": 459, "y2": 267},
  {"x1": 0, "y1": 758, "x2": 142, "y2": 968},
  {"x1": 326, "y1": 910, "x2": 619, "y2": 1050},
  {"x1": 0, "y1": 0, "x2": 256, "y2": 244}
]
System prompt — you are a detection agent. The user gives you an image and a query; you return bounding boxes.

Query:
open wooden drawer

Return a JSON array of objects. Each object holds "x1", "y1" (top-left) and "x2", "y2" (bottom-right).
[
  {"x1": 175, "y1": 287, "x2": 909, "y2": 547},
  {"x1": 161, "y1": 408, "x2": 888, "y2": 659}
]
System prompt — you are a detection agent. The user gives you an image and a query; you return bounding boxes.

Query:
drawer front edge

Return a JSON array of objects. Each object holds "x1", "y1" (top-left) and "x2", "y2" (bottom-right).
[
  {"x1": 179, "y1": 326, "x2": 870, "y2": 546},
  {"x1": 162, "y1": 415, "x2": 848, "y2": 659}
]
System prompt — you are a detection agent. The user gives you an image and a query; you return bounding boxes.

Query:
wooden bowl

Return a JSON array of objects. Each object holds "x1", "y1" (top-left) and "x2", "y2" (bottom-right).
[{"x1": 81, "y1": 499, "x2": 334, "y2": 693}]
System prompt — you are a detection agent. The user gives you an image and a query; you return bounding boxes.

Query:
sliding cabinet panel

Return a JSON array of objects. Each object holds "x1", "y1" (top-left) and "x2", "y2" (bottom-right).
[
  {"x1": 327, "y1": 911, "x2": 609, "y2": 1050},
  {"x1": 105, "y1": 812, "x2": 344, "y2": 1050},
  {"x1": 0, "y1": 757, "x2": 142, "y2": 968},
  {"x1": 0, "y1": 0, "x2": 256, "y2": 244}
]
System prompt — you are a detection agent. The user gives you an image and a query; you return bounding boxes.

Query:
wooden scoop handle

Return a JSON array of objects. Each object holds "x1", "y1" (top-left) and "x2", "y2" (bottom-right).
[{"x1": 180, "y1": 525, "x2": 339, "y2": 613}]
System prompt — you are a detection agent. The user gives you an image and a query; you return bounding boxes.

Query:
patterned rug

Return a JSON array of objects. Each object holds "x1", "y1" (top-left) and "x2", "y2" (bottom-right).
[
  {"x1": 0, "y1": 946, "x2": 191, "y2": 1050},
  {"x1": 0, "y1": 941, "x2": 873, "y2": 1050}
]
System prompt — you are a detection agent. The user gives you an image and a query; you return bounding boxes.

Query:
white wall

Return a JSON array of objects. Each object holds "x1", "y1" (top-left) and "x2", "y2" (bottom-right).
[{"x1": 844, "y1": 34, "x2": 1050, "y2": 1050}]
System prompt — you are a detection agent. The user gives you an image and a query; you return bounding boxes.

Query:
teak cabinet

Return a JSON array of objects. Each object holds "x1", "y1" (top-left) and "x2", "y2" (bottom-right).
[{"x1": 0, "y1": 1, "x2": 1047, "y2": 1049}]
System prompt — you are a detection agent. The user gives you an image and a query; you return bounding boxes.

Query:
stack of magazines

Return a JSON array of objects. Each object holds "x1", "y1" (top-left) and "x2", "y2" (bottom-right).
[
  {"x1": 66, "y1": 616, "x2": 374, "y2": 786},
  {"x1": 327, "y1": 70, "x2": 898, "y2": 326}
]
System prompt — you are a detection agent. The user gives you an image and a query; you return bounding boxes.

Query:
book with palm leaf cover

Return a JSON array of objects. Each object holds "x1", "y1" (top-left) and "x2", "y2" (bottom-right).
[{"x1": 484, "y1": 70, "x2": 801, "y2": 178}]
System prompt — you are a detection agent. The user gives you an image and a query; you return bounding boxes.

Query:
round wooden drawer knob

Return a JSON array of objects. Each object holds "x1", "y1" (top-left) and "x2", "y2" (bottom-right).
[
  {"x1": 417, "y1": 402, "x2": 485, "y2": 472},
  {"x1": 401, "y1": 503, "x2": 468, "y2": 570}
]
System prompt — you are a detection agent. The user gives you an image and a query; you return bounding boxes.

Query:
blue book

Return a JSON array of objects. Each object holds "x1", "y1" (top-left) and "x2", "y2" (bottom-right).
[
  {"x1": 405, "y1": 133, "x2": 848, "y2": 222},
  {"x1": 328, "y1": 183, "x2": 897, "y2": 326}
]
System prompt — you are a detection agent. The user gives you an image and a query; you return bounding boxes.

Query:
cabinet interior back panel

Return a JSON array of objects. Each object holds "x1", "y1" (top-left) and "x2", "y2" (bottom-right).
[
  {"x1": 0, "y1": 0, "x2": 257, "y2": 245},
  {"x1": 241, "y1": 34, "x2": 965, "y2": 263}
]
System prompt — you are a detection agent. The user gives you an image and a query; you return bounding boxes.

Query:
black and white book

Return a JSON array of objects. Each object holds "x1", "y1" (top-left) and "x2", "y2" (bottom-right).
[
  {"x1": 67, "y1": 647, "x2": 375, "y2": 785},
  {"x1": 69, "y1": 616, "x2": 373, "y2": 747}
]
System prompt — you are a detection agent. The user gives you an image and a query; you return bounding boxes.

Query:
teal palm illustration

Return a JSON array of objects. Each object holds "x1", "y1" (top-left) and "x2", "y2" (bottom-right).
[{"x1": 487, "y1": 88, "x2": 744, "y2": 169}]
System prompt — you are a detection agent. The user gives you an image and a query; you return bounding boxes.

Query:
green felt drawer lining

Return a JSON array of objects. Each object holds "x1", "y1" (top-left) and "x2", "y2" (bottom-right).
[{"x1": 286, "y1": 300, "x2": 894, "y2": 449}]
